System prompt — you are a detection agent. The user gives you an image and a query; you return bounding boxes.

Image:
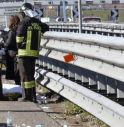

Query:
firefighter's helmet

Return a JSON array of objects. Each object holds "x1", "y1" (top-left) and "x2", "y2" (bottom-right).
[
  {"x1": 21, "y1": 3, "x2": 34, "y2": 11},
  {"x1": 20, "y1": 3, "x2": 38, "y2": 18}
]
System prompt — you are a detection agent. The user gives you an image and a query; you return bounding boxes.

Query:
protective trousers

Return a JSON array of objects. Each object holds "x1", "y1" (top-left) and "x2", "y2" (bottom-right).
[{"x1": 18, "y1": 57, "x2": 36, "y2": 102}]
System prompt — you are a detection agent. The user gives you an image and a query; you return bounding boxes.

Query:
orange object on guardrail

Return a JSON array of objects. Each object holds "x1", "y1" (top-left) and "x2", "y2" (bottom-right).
[{"x1": 63, "y1": 53, "x2": 75, "y2": 63}]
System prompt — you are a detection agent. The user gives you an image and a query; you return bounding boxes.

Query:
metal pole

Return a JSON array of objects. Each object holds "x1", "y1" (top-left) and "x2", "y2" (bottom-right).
[
  {"x1": 78, "y1": 0, "x2": 82, "y2": 33},
  {"x1": 23, "y1": 0, "x2": 26, "y2": 3},
  {"x1": 62, "y1": 0, "x2": 67, "y2": 22},
  {"x1": 57, "y1": 5, "x2": 60, "y2": 17},
  {"x1": 71, "y1": 5, "x2": 74, "y2": 22},
  {"x1": 4, "y1": 15, "x2": 8, "y2": 28}
]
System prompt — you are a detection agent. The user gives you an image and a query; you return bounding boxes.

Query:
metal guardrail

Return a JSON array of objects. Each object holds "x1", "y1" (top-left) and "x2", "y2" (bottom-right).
[
  {"x1": 48, "y1": 22, "x2": 124, "y2": 37},
  {"x1": 35, "y1": 68, "x2": 124, "y2": 127},
  {"x1": 35, "y1": 31, "x2": 124, "y2": 127}
]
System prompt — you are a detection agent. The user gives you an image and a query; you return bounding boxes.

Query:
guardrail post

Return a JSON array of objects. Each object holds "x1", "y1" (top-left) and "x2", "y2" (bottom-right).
[
  {"x1": 68, "y1": 70, "x2": 75, "y2": 81},
  {"x1": 57, "y1": 63, "x2": 63, "y2": 75},
  {"x1": 117, "y1": 81, "x2": 124, "y2": 98},
  {"x1": 81, "y1": 70, "x2": 89, "y2": 86},
  {"x1": 43, "y1": 61, "x2": 47, "y2": 69},
  {"x1": 106, "y1": 77, "x2": 117, "y2": 98},
  {"x1": 97, "y1": 74, "x2": 107, "y2": 93},
  {"x1": 75, "y1": 73, "x2": 82, "y2": 84},
  {"x1": 52, "y1": 64, "x2": 57, "y2": 72},
  {"x1": 88, "y1": 72, "x2": 97, "y2": 90},
  {"x1": 47, "y1": 63, "x2": 52, "y2": 71},
  {"x1": 61, "y1": 63, "x2": 68, "y2": 77},
  {"x1": 39, "y1": 60, "x2": 43, "y2": 67}
]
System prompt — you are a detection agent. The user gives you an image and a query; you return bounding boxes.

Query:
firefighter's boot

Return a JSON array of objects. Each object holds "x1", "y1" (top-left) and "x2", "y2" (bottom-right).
[{"x1": 25, "y1": 87, "x2": 37, "y2": 103}]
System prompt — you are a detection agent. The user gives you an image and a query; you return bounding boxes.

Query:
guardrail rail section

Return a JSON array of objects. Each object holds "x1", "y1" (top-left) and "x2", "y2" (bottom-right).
[
  {"x1": 48, "y1": 22, "x2": 124, "y2": 37},
  {"x1": 35, "y1": 31, "x2": 124, "y2": 127}
]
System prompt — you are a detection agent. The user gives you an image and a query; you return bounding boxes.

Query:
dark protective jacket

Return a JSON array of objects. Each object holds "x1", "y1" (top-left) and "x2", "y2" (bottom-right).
[
  {"x1": 16, "y1": 16, "x2": 49, "y2": 57},
  {"x1": 5, "y1": 28, "x2": 17, "y2": 51},
  {"x1": 5, "y1": 28, "x2": 19, "y2": 80}
]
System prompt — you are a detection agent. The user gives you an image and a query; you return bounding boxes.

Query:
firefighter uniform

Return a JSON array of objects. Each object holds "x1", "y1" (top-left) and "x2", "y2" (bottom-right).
[{"x1": 16, "y1": 10, "x2": 49, "y2": 102}]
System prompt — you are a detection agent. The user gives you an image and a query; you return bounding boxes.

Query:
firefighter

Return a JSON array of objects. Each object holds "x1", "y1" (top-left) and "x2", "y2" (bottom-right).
[
  {"x1": 5, "y1": 15, "x2": 21, "y2": 86},
  {"x1": 16, "y1": 3, "x2": 49, "y2": 102}
]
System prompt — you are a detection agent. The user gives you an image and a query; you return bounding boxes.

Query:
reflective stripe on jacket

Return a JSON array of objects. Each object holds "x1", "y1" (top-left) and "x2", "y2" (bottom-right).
[{"x1": 16, "y1": 16, "x2": 48, "y2": 57}]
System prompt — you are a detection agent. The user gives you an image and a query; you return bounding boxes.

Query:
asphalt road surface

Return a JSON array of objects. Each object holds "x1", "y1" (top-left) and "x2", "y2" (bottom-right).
[{"x1": 0, "y1": 101, "x2": 61, "y2": 127}]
